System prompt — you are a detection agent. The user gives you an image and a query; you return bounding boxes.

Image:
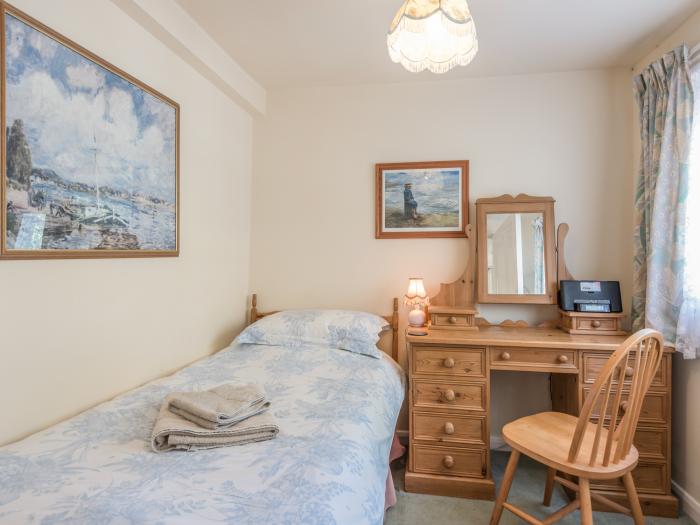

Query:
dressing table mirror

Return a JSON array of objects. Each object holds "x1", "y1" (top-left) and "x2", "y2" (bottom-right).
[
  {"x1": 407, "y1": 194, "x2": 677, "y2": 516},
  {"x1": 476, "y1": 194, "x2": 557, "y2": 304}
]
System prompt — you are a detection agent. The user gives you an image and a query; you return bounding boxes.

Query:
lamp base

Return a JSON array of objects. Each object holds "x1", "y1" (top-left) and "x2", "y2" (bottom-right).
[
  {"x1": 408, "y1": 306, "x2": 427, "y2": 327},
  {"x1": 407, "y1": 326, "x2": 428, "y2": 336}
]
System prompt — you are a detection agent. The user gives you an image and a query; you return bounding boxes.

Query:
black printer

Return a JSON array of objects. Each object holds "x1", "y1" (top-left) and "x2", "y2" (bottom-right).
[{"x1": 558, "y1": 280, "x2": 622, "y2": 313}]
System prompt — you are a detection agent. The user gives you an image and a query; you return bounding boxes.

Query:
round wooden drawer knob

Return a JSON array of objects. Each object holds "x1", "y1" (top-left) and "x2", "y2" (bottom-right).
[
  {"x1": 443, "y1": 455, "x2": 455, "y2": 468},
  {"x1": 625, "y1": 366, "x2": 634, "y2": 378},
  {"x1": 448, "y1": 316, "x2": 458, "y2": 324},
  {"x1": 557, "y1": 355, "x2": 569, "y2": 364},
  {"x1": 500, "y1": 352, "x2": 511, "y2": 361},
  {"x1": 620, "y1": 401, "x2": 629, "y2": 413},
  {"x1": 591, "y1": 320, "x2": 602, "y2": 328},
  {"x1": 443, "y1": 357, "x2": 456, "y2": 369},
  {"x1": 443, "y1": 389, "x2": 456, "y2": 402},
  {"x1": 444, "y1": 422, "x2": 455, "y2": 435}
]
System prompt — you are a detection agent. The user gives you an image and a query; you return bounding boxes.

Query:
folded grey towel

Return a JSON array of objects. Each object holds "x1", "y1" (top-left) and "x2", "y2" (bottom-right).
[
  {"x1": 168, "y1": 383, "x2": 270, "y2": 430},
  {"x1": 151, "y1": 396, "x2": 279, "y2": 453}
]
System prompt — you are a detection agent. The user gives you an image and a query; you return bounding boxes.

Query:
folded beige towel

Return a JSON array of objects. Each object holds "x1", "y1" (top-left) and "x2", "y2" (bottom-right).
[
  {"x1": 151, "y1": 397, "x2": 279, "y2": 453},
  {"x1": 168, "y1": 383, "x2": 270, "y2": 430}
]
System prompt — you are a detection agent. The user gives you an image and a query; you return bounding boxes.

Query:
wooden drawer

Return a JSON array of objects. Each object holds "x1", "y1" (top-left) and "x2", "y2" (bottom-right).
[
  {"x1": 634, "y1": 427, "x2": 668, "y2": 460},
  {"x1": 429, "y1": 308, "x2": 478, "y2": 331},
  {"x1": 432, "y1": 313, "x2": 472, "y2": 327},
  {"x1": 583, "y1": 423, "x2": 667, "y2": 460},
  {"x1": 559, "y1": 311, "x2": 626, "y2": 335},
  {"x1": 583, "y1": 388, "x2": 669, "y2": 426},
  {"x1": 576, "y1": 318, "x2": 620, "y2": 332},
  {"x1": 490, "y1": 347, "x2": 578, "y2": 374},
  {"x1": 413, "y1": 379, "x2": 486, "y2": 412},
  {"x1": 591, "y1": 461, "x2": 668, "y2": 494},
  {"x1": 413, "y1": 346, "x2": 486, "y2": 378},
  {"x1": 413, "y1": 412, "x2": 487, "y2": 447},
  {"x1": 582, "y1": 353, "x2": 668, "y2": 388},
  {"x1": 411, "y1": 444, "x2": 486, "y2": 478}
]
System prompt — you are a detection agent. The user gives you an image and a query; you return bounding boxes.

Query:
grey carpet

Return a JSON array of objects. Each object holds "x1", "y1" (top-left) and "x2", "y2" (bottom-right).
[{"x1": 385, "y1": 451, "x2": 694, "y2": 524}]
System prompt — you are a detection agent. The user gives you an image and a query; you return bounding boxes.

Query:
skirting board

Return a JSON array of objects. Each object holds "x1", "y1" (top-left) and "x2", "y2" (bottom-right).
[{"x1": 672, "y1": 481, "x2": 700, "y2": 524}]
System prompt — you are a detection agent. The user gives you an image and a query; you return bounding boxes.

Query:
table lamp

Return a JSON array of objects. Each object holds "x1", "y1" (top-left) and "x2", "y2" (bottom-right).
[{"x1": 405, "y1": 277, "x2": 429, "y2": 336}]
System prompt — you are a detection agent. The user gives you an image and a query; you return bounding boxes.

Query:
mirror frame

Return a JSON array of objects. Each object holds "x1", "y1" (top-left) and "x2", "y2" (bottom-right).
[{"x1": 476, "y1": 194, "x2": 557, "y2": 305}]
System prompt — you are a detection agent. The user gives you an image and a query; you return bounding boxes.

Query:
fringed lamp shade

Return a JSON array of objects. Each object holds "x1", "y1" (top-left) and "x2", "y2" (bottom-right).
[
  {"x1": 405, "y1": 278, "x2": 429, "y2": 307},
  {"x1": 387, "y1": 0, "x2": 478, "y2": 74},
  {"x1": 405, "y1": 277, "x2": 429, "y2": 331}
]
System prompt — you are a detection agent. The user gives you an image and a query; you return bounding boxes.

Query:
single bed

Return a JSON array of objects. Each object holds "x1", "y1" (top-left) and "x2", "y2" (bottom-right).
[{"x1": 0, "y1": 297, "x2": 405, "y2": 525}]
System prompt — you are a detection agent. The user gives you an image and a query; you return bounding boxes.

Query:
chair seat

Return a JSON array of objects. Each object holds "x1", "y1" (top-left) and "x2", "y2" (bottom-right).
[{"x1": 503, "y1": 411, "x2": 639, "y2": 480}]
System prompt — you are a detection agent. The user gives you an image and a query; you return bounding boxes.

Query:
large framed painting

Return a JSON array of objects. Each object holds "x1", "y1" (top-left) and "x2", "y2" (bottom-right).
[
  {"x1": 1, "y1": 4, "x2": 179, "y2": 259},
  {"x1": 375, "y1": 160, "x2": 469, "y2": 239}
]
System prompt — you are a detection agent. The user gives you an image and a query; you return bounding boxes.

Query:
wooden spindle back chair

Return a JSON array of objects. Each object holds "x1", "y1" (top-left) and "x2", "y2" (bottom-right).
[
  {"x1": 569, "y1": 329, "x2": 664, "y2": 469},
  {"x1": 490, "y1": 329, "x2": 665, "y2": 525}
]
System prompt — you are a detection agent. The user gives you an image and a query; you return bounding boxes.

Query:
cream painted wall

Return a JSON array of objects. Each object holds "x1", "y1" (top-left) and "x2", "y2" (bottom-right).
[
  {"x1": 251, "y1": 69, "x2": 634, "y2": 436},
  {"x1": 633, "y1": 11, "x2": 700, "y2": 512},
  {"x1": 0, "y1": 0, "x2": 253, "y2": 445}
]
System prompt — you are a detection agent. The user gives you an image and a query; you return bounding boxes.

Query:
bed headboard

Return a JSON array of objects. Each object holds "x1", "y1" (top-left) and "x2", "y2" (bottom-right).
[{"x1": 248, "y1": 294, "x2": 400, "y2": 362}]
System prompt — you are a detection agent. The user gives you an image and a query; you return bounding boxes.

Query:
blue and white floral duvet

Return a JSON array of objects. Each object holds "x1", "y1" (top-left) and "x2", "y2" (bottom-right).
[{"x1": 0, "y1": 342, "x2": 405, "y2": 525}]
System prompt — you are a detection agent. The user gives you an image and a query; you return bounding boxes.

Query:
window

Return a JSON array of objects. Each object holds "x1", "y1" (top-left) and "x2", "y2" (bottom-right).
[
  {"x1": 688, "y1": 145, "x2": 700, "y2": 302},
  {"x1": 678, "y1": 48, "x2": 700, "y2": 357},
  {"x1": 687, "y1": 54, "x2": 700, "y2": 301}
]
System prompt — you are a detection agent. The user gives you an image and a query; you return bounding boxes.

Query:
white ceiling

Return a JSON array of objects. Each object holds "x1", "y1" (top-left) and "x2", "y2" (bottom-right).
[{"x1": 176, "y1": 0, "x2": 700, "y2": 89}]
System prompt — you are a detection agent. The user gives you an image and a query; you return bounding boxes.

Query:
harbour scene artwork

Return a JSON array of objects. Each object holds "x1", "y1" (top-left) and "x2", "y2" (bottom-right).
[
  {"x1": 3, "y1": 12, "x2": 178, "y2": 255},
  {"x1": 380, "y1": 164, "x2": 465, "y2": 236}
]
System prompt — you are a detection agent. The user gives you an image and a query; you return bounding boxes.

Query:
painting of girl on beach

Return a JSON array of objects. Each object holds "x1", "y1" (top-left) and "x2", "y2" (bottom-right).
[
  {"x1": 375, "y1": 161, "x2": 469, "y2": 239},
  {"x1": 1, "y1": 5, "x2": 179, "y2": 258}
]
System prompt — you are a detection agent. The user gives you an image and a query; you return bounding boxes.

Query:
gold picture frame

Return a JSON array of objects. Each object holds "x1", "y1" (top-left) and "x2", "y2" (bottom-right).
[{"x1": 1, "y1": 3, "x2": 180, "y2": 259}]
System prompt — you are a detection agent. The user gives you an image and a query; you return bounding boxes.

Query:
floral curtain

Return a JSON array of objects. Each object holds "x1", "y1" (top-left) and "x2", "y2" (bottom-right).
[{"x1": 632, "y1": 45, "x2": 697, "y2": 359}]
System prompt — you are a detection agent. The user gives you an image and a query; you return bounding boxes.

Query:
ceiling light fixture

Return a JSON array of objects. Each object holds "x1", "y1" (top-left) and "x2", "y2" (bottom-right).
[{"x1": 387, "y1": 0, "x2": 478, "y2": 74}]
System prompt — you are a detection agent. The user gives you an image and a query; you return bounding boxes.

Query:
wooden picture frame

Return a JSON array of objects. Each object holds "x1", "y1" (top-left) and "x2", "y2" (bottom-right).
[
  {"x1": 375, "y1": 160, "x2": 468, "y2": 239},
  {"x1": 476, "y1": 194, "x2": 557, "y2": 305},
  {"x1": 1, "y1": 3, "x2": 180, "y2": 259}
]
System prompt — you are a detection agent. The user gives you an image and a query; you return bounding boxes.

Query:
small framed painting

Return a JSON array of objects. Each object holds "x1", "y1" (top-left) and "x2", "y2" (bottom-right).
[
  {"x1": 375, "y1": 160, "x2": 469, "y2": 239},
  {"x1": 1, "y1": 4, "x2": 179, "y2": 259}
]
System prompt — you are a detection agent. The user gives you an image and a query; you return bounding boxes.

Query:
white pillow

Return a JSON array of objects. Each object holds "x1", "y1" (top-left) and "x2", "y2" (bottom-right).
[{"x1": 234, "y1": 309, "x2": 389, "y2": 359}]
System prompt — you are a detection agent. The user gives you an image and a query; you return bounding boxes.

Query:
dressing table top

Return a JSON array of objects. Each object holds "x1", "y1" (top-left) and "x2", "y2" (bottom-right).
[{"x1": 407, "y1": 325, "x2": 629, "y2": 351}]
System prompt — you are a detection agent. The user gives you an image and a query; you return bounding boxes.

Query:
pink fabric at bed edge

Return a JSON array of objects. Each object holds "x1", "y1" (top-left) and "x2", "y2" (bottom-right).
[{"x1": 385, "y1": 433, "x2": 406, "y2": 511}]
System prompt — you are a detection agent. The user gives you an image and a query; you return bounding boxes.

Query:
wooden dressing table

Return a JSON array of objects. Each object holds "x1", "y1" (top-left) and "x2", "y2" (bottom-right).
[
  {"x1": 404, "y1": 195, "x2": 678, "y2": 517},
  {"x1": 405, "y1": 326, "x2": 677, "y2": 517}
]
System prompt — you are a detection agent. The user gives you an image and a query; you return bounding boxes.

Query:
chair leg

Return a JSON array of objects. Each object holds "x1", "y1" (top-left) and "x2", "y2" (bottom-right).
[
  {"x1": 579, "y1": 478, "x2": 593, "y2": 525},
  {"x1": 623, "y1": 472, "x2": 645, "y2": 525},
  {"x1": 489, "y1": 450, "x2": 520, "y2": 525},
  {"x1": 543, "y1": 467, "x2": 556, "y2": 506}
]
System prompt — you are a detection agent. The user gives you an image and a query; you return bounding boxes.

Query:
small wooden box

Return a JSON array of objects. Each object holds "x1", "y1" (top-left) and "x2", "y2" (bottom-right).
[
  {"x1": 559, "y1": 310, "x2": 626, "y2": 336},
  {"x1": 429, "y1": 307, "x2": 479, "y2": 331}
]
